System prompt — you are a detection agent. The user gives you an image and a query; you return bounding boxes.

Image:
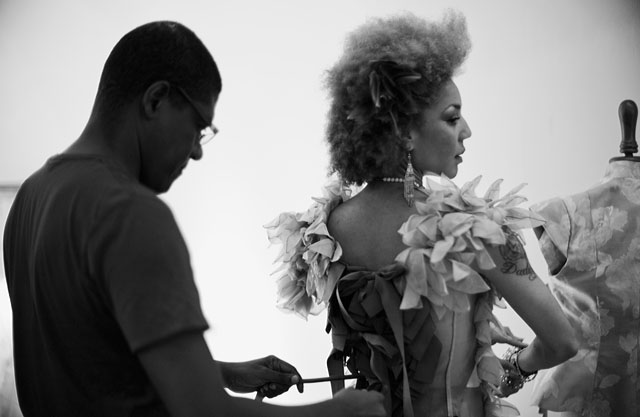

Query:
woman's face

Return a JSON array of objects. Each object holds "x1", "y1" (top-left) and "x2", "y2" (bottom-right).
[{"x1": 409, "y1": 80, "x2": 471, "y2": 178}]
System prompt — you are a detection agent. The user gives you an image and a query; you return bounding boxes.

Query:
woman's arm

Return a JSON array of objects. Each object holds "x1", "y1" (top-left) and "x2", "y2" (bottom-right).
[{"x1": 482, "y1": 229, "x2": 578, "y2": 373}]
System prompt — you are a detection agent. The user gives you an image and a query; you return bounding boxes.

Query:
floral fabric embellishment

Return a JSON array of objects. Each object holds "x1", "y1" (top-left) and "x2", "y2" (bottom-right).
[
  {"x1": 396, "y1": 174, "x2": 545, "y2": 317},
  {"x1": 265, "y1": 178, "x2": 352, "y2": 318}
]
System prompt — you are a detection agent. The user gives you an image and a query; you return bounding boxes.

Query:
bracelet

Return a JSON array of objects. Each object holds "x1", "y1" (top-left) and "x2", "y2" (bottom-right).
[
  {"x1": 513, "y1": 348, "x2": 537, "y2": 380},
  {"x1": 500, "y1": 347, "x2": 537, "y2": 393}
]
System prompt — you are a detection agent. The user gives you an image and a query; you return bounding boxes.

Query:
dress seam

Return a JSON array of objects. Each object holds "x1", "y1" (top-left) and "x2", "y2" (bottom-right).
[{"x1": 446, "y1": 312, "x2": 456, "y2": 416}]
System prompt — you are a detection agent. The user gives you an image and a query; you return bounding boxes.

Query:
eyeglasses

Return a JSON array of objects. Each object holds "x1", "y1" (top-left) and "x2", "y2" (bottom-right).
[{"x1": 174, "y1": 85, "x2": 219, "y2": 145}]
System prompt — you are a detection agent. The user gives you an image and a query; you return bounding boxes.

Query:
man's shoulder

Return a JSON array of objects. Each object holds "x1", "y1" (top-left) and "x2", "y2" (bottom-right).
[
  {"x1": 53, "y1": 154, "x2": 159, "y2": 201},
  {"x1": 22, "y1": 154, "x2": 169, "y2": 221}
]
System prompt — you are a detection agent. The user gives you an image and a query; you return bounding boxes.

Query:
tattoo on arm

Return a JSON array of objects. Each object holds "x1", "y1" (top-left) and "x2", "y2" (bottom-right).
[{"x1": 498, "y1": 230, "x2": 536, "y2": 281}]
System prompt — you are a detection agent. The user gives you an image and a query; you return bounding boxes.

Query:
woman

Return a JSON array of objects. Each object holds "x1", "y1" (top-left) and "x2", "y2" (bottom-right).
[{"x1": 266, "y1": 11, "x2": 578, "y2": 417}]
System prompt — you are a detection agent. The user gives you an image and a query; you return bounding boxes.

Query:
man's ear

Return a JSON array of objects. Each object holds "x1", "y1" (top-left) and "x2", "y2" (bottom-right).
[{"x1": 141, "y1": 81, "x2": 171, "y2": 118}]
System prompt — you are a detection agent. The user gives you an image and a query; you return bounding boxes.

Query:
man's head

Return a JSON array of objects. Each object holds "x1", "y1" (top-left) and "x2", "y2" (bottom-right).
[
  {"x1": 94, "y1": 21, "x2": 221, "y2": 119},
  {"x1": 92, "y1": 21, "x2": 221, "y2": 193}
]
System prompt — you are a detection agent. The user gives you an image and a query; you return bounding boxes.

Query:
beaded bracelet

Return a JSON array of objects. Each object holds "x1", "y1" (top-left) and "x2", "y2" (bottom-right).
[
  {"x1": 512, "y1": 348, "x2": 537, "y2": 380},
  {"x1": 500, "y1": 347, "x2": 537, "y2": 393}
]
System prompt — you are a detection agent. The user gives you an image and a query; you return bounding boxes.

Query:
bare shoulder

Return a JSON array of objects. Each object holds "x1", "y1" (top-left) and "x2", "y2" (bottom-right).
[
  {"x1": 327, "y1": 197, "x2": 365, "y2": 239},
  {"x1": 328, "y1": 188, "x2": 413, "y2": 269}
]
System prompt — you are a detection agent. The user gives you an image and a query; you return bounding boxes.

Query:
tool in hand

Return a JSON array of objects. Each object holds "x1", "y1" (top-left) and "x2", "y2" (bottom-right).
[{"x1": 255, "y1": 374, "x2": 360, "y2": 401}]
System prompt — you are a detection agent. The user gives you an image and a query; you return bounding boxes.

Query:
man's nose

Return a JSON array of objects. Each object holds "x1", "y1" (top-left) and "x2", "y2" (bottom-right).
[{"x1": 191, "y1": 143, "x2": 203, "y2": 160}]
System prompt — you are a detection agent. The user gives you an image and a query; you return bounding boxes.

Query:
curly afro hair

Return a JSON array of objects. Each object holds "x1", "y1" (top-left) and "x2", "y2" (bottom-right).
[{"x1": 324, "y1": 10, "x2": 471, "y2": 185}]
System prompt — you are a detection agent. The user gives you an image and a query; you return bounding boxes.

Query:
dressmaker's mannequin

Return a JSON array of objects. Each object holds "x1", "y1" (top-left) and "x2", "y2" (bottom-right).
[
  {"x1": 531, "y1": 100, "x2": 640, "y2": 417},
  {"x1": 610, "y1": 99, "x2": 639, "y2": 162}
]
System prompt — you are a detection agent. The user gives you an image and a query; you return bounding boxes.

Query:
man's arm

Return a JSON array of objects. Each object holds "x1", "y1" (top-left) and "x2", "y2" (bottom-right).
[{"x1": 138, "y1": 332, "x2": 386, "y2": 417}]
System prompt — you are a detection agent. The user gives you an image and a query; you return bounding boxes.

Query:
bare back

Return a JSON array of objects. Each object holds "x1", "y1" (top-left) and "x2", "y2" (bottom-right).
[{"x1": 327, "y1": 183, "x2": 416, "y2": 270}]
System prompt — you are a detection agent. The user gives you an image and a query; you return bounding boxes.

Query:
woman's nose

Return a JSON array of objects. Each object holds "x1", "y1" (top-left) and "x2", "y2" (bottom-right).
[{"x1": 460, "y1": 116, "x2": 472, "y2": 140}]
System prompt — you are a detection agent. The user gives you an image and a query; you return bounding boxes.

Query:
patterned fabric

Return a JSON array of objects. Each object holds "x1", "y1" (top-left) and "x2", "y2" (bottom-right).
[
  {"x1": 530, "y1": 160, "x2": 640, "y2": 417},
  {"x1": 267, "y1": 175, "x2": 544, "y2": 417}
]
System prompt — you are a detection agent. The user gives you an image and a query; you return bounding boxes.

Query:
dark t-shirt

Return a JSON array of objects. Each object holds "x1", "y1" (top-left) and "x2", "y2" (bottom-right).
[{"x1": 3, "y1": 154, "x2": 209, "y2": 416}]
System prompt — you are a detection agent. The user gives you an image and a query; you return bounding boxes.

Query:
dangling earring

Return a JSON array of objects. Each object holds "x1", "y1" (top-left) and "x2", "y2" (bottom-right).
[{"x1": 404, "y1": 152, "x2": 415, "y2": 207}]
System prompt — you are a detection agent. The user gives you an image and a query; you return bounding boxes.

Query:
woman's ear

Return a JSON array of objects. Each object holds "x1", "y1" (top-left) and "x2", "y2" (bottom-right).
[
  {"x1": 406, "y1": 115, "x2": 422, "y2": 151},
  {"x1": 141, "y1": 81, "x2": 171, "y2": 118}
]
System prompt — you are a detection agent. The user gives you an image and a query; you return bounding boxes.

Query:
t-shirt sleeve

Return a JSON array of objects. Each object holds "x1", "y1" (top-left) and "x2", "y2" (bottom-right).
[
  {"x1": 89, "y1": 192, "x2": 209, "y2": 353},
  {"x1": 530, "y1": 197, "x2": 571, "y2": 275}
]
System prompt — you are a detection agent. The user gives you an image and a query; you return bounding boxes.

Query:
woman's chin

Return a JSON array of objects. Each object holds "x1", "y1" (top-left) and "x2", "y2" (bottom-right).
[{"x1": 445, "y1": 167, "x2": 458, "y2": 179}]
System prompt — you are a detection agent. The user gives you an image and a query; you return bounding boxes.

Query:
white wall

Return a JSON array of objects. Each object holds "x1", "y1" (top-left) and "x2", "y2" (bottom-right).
[
  {"x1": 0, "y1": 187, "x2": 20, "y2": 416},
  {"x1": 1, "y1": 1, "x2": 639, "y2": 415}
]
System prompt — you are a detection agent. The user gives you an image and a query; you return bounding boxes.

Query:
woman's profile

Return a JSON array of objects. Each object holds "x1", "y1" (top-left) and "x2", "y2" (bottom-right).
[{"x1": 267, "y1": 10, "x2": 578, "y2": 417}]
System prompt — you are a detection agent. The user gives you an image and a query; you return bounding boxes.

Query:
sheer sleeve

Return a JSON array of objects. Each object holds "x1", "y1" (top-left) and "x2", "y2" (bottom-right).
[{"x1": 530, "y1": 197, "x2": 571, "y2": 275}]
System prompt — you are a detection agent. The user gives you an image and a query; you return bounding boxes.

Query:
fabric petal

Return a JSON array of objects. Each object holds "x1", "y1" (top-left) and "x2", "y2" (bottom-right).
[
  {"x1": 472, "y1": 218, "x2": 505, "y2": 242},
  {"x1": 483, "y1": 179, "x2": 503, "y2": 201},
  {"x1": 307, "y1": 239, "x2": 337, "y2": 259},
  {"x1": 431, "y1": 236, "x2": 455, "y2": 263},
  {"x1": 266, "y1": 176, "x2": 351, "y2": 318},
  {"x1": 439, "y1": 213, "x2": 475, "y2": 236}
]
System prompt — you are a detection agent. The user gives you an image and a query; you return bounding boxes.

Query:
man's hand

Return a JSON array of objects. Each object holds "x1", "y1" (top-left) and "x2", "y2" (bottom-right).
[{"x1": 218, "y1": 355, "x2": 302, "y2": 398}]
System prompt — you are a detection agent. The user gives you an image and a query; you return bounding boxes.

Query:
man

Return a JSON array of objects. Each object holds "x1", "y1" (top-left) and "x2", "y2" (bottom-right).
[{"x1": 3, "y1": 21, "x2": 384, "y2": 417}]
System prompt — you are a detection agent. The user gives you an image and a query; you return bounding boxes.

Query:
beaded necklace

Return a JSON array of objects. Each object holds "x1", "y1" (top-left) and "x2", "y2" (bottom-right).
[{"x1": 379, "y1": 176, "x2": 423, "y2": 190}]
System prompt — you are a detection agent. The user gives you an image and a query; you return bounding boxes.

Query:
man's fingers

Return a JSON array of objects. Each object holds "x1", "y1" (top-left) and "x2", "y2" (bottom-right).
[
  {"x1": 263, "y1": 356, "x2": 302, "y2": 387},
  {"x1": 267, "y1": 355, "x2": 297, "y2": 373},
  {"x1": 291, "y1": 374, "x2": 304, "y2": 393},
  {"x1": 257, "y1": 382, "x2": 293, "y2": 398}
]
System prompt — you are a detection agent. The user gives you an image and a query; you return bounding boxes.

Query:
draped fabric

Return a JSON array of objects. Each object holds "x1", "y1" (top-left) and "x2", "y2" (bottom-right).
[
  {"x1": 266, "y1": 175, "x2": 544, "y2": 416},
  {"x1": 530, "y1": 161, "x2": 640, "y2": 417}
]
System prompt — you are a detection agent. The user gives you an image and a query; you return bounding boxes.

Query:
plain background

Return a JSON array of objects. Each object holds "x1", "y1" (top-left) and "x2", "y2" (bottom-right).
[{"x1": 1, "y1": 0, "x2": 639, "y2": 416}]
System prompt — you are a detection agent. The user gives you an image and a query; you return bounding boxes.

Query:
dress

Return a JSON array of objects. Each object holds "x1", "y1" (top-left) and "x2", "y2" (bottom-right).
[
  {"x1": 530, "y1": 160, "x2": 640, "y2": 417},
  {"x1": 3, "y1": 154, "x2": 209, "y2": 416},
  {"x1": 266, "y1": 175, "x2": 544, "y2": 417}
]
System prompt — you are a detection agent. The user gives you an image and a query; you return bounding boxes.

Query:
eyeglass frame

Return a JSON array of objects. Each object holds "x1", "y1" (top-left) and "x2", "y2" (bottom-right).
[{"x1": 173, "y1": 85, "x2": 219, "y2": 145}]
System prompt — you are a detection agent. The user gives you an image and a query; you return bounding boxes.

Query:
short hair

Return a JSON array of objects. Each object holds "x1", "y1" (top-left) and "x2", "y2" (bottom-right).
[
  {"x1": 324, "y1": 11, "x2": 471, "y2": 185},
  {"x1": 94, "y1": 21, "x2": 221, "y2": 117}
]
